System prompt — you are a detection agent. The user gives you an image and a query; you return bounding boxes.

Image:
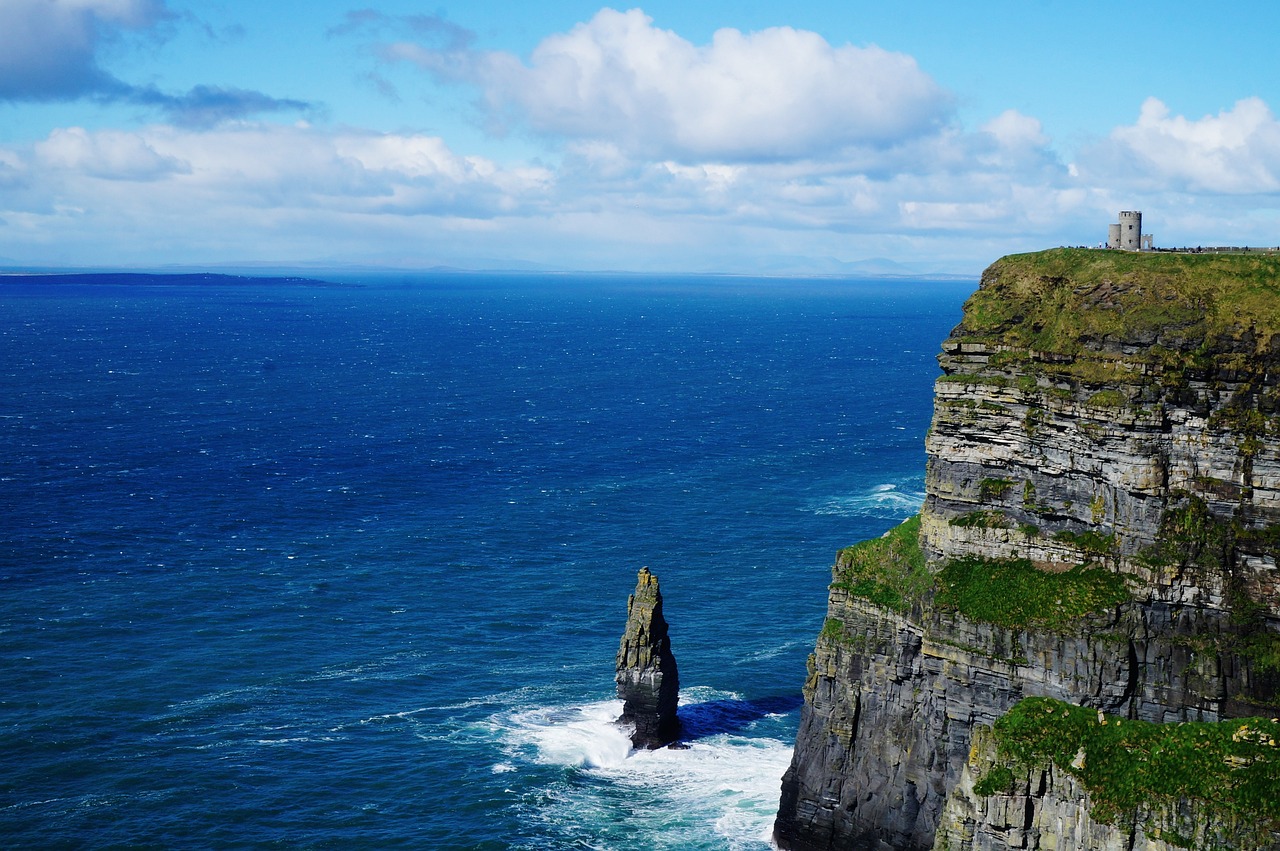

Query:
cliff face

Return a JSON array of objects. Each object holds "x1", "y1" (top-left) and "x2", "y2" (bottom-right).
[{"x1": 775, "y1": 250, "x2": 1280, "y2": 851}]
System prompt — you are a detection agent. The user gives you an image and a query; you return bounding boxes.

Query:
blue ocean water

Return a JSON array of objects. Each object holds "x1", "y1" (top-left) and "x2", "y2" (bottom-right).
[{"x1": 0, "y1": 273, "x2": 970, "y2": 849}]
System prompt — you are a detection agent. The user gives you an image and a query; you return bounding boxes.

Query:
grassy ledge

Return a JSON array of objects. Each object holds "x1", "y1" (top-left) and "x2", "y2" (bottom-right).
[
  {"x1": 987, "y1": 696, "x2": 1280, "y2": 837},
  {"x1": 934, "y1": 556, "x2": 1129, "y2": 631},
  {"x1": 832, "y1": 517, "x2": 1130, "y2": 629},
  {"x1": 832, "y1": 515, "x2": 929, "y2": 613}
]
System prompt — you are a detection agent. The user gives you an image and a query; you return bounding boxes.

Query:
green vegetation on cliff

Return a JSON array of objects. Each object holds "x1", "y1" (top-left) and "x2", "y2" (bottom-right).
[
  {"x1": 935, "y1": 556, "x2": 1129, "y2": 631},
  {"x1": 834, "y1": 518, "x2": 1130, "y2": 630},
  {"x1": 958, "y1": 248, "x2": 1280, "y2": 358},
  {"x1": 1140, "y1": 493, "x2": 1280, "y2": 678},
  {"x1": 987, "y1": 696, "x2": 1280, "y2": 839},
  {"x1": 832, "y1": 515, "x2": 929, "y2": 613}
]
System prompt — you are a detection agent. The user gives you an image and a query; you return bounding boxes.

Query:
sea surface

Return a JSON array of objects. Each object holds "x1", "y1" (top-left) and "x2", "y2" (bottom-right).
[{"x1": 0, "y1": 272, "x2": 971, "y2": 849}]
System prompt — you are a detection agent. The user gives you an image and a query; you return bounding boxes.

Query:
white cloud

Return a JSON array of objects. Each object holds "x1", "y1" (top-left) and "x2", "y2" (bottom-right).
[
  {"x1": 982, "y1": 110, "x2": 1048, "y2": 149},
  {"x1": 36, "y1": 127, "x2": 190, "y2": 180},
  {"x1": 1084, "y1": 97, "x2": 1280, "y2": 194},
  {"x1": 0, "y1": 103, "x2": 1093, "y2": 268},
  {"x1": 0, "y1": 123, "x2": 556, "y2": 263},
  {"x1": 386, "y1": 8, "x2": 953, "y2": 163},
  {"x1": 38, "y1": 6, "x2": 1280, "y2": 270}
]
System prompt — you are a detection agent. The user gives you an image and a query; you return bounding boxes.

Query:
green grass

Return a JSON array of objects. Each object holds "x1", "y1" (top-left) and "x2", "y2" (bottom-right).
[
  {"x1": 950, "y1": 510, "x2": 1009, "y2": 529},
  {"x1": 832, "y1": 515, "x2": 930, "y2": 613},
  {"x1": 958, "y1": 249, "x2": 1280, "y2": 358},
  {"x1": 991, "y1": 696, "x2": 1280, "y2": 831},
  {"x1": 1052, "y1": 529, "x2": 1118, "y2": 559},
  {"x1": 1087, "y1": 389, "x2": 1127, "y2": 407},
  {"x1": 934, "y1": 556, "x2": 1130, "y2": 630},
  {"x1": 979, "y1": 477, "x2": 1015, "y2": 500},
  {"x1": 937, "y1": 373, "x2": 1011, "y2": 388},
  {"x1": 972, "y1": 764, "x2": 1015, "y2": 797},
  {"x1": 820, "y1": 617, "x2": 845, "y2": 642},
  {"x1": 1139, "y1": 494, "x2": 1232, "y2": 572},
  {"x1": 836, "y1": 523, "x2": 1131, "y2": 629}
]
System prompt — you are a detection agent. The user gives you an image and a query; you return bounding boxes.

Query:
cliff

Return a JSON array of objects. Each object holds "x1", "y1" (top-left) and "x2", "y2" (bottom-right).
[
  {"x1": 775, "y1": 249, "x2": 1280, "y2": 850},
  {"x1": 616, "y1": 567, "x2": 682, "y2": 749}
]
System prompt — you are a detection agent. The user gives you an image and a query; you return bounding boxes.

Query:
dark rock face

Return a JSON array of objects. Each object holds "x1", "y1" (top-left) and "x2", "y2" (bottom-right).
[{"x1": 615, "y1": 567, "x2": 681, "y2": 749}]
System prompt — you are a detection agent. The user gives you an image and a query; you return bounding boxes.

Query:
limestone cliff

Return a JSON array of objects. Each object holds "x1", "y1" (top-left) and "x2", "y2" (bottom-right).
[
  {"x1": 775, "y1": 249, "x2": 1280, "y2": 850},
  {"x1": 616, "y1": 567, "x2": 681, "y2": 749}
]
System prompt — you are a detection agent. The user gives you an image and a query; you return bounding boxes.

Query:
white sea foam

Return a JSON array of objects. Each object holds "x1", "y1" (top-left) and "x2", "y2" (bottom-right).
[
  {"x1": 807, "y1": 481, "x2": 925, "y2": 518},
  {"x1": 505, "y1": 700, "x2": 632, "y2": 769},
  {"x1": 495, "y1": 692, "x2": 793, "y2": 850}
]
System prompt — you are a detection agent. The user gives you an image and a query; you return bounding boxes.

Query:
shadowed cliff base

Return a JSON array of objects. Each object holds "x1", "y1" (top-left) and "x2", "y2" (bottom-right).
[{"x1": 677, "y1": 695, "x2": 804, "y2": 741}]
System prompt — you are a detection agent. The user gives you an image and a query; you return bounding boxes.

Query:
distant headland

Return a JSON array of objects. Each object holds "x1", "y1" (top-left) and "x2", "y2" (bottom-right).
[{"x1": 0, "y1": 272, "x2": 346, "y2": 287}]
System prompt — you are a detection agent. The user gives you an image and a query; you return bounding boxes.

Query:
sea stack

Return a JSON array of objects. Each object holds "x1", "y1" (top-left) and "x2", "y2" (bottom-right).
[{"x1": 615, "y1": 567, "x2": 681, "y2": 749}]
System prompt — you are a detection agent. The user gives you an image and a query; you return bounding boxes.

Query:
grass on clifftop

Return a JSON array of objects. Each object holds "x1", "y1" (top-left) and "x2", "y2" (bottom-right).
[
  {"x1": 832, "y1": 515, "x2": 929, "y2": 613},
  {"x1": 988, "y1": 696, "x2": 1280, "y2": 836},
  {"x1": 934, "y1": 556, "x2": 1129, "y2": 631},
  {"x1": 958, "y1": 248, "x2": 1280, "y2": 357}
]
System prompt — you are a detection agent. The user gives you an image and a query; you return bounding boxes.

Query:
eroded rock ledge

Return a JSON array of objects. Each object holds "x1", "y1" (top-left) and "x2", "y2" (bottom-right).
[{"x1": 775, "y1": 249, "x2": 1280, "y2": 851}]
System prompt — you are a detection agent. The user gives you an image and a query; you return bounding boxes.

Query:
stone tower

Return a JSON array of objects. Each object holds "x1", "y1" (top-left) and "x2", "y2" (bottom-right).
[
  {"x1": 1118, "y1": 210, "x2": 1142, "y2": 251},
  {"x1": 1106, "y1": 210, "x2": 1151, "y2": 250}
]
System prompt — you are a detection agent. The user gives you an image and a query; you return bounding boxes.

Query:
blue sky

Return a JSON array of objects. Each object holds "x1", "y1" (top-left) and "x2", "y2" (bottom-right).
[{"x1": 3, "y1": 1, "x2": 1280, "y2": 273}]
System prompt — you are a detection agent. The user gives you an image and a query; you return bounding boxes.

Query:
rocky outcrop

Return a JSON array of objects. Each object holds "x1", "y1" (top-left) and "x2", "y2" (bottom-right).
[
  {"x1": 616, "y1": 567, "x2": 681, "y2": 749},
  {"x1": 935, "y1": 722, "x2": 1280, "y2": 851},
  {"x1": 775, "y1": 250, "x2": 1280, "y2": 850}
]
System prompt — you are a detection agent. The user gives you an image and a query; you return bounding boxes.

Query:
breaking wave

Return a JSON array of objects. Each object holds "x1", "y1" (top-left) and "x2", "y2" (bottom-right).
[{"x1": 807, "y1": 481, "x2": 925, "y2": 518}]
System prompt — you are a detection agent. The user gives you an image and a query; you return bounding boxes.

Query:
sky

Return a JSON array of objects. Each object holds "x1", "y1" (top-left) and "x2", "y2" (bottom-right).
[{"x1": 3, "y1": 0, "x2": 1280, "y2": 274}]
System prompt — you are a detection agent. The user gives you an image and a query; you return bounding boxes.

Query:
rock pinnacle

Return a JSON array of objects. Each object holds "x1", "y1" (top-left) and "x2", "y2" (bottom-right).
[{"x1": 615, "y1": 567, "x2": 681, "y2": 749}]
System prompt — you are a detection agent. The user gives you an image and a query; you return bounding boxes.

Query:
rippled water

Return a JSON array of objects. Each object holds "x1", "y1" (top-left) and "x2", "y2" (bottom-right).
[{"x1": 0, "y1": 273, "x2": 969, "y2": 848}]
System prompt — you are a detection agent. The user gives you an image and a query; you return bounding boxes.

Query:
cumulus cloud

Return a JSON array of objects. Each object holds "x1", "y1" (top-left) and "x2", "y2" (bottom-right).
[
  {"x1": 5, "y1": 7, "x2": 1182, "y2": 269},
  {"x1": 372, "y1": 7, "x2": 953, "y2": 162},
  {"x1": 1082, "y1": 97, "x2": 1280, "y2": 194},
  {"x1": 0, "y1": 122, "x2": 568, "y2": 265},
  {"x1": 0, "y1": 107, "x2": 1086, "y2": 269},
  {"x1": 0, "y1": 0, "x2": 309, "y2": 125},
  {"x1": 3, "y1": 123, "x2": 551, "y2": 221},
  {"x1": 323, "y1": 6, "x2": 1083, "y2": 245},
  {"x1": 35, "y1": 126, "x2": 190, "y2": 180}
]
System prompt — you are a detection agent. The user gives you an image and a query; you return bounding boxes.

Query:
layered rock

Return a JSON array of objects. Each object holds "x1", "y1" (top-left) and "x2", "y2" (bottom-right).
[
  {"x1": 775, "y1": 250, "x2": 1280, "y2": 850},
  {"x1": 616, "y1": 567, "x2": 681, "y2": 749}
]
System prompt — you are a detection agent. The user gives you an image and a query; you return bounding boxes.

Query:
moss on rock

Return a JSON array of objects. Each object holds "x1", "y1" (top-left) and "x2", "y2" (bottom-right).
[
  {"x1": 990, "y1": 696, "x2": 1280, "y2": 836},
  {"x1": 832, "y1": 515, "x2": 929, "y2": 613}
]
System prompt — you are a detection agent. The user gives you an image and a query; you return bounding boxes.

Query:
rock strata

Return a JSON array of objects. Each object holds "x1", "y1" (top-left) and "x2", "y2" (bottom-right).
[
  {"x1": 616, "y1": 567, "x2": 681, "y2": 749},
  {"x1": 775, "y1": 249, "x2": 1280, "y2": 850}
]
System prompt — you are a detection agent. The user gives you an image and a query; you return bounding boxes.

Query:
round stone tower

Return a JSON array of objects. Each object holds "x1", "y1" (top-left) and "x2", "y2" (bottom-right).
[
  {"x1": 1107, "y1": 223, "x2": 1122, "y2": 249},
  {"x1": 1119, "y1": 210, "x2": 1142, "y2": 251}
]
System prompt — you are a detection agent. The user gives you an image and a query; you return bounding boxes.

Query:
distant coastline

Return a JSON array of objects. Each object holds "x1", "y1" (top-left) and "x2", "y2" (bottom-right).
[{"x1": 0, "y1": 272, "x2": 349, "y2": 288}]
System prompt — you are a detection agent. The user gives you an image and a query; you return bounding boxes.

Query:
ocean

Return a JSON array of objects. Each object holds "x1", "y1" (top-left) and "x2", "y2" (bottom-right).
[{"x1": 0, "y1": 272, "x2": 971, "y2": 849}]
